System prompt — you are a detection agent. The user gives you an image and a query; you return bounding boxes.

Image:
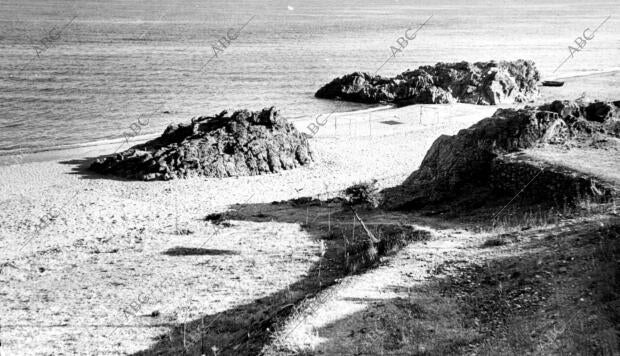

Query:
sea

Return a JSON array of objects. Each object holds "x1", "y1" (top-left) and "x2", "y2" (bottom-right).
[{"x1": 1, "y1": 0, "x2": 618, "y2": 154}]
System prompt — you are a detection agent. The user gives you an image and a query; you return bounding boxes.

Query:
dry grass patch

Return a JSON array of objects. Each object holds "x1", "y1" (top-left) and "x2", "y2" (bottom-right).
[
  {"x1": 434, "y1": 219, "x2": 620, "y2": 355},
  {"x1": 326, "y1": 222, "x2": 432, "y2": 274}
]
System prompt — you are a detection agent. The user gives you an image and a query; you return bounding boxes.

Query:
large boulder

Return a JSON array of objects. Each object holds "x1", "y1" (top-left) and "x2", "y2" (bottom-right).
[
  {"x1": 315, "y1": 60, "x2": 540, "y2": 106},
  {"x1": 90, "y1": 107, "x2": 313, "y2": 180},
  {"x1": 382, "y1": 107, "x2": 568, "y2": 209}
]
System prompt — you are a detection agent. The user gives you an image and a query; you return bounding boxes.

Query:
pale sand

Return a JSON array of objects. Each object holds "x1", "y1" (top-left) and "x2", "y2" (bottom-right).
[
  {"x1": 1, "y1": 72, "x2": 618, "y2": 355},
  {"x1": 0, "y1": 103, "x2": 498, "y2": 355}
]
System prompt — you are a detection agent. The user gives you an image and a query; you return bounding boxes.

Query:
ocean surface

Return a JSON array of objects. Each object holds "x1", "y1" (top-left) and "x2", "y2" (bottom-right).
[{"x1": 1, "y1": 0, "x2": 619, "y2": 154}]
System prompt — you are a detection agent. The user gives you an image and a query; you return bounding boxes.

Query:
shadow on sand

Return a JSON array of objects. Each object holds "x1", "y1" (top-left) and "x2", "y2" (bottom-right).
[
  {"x1": 59, "y1": 156, "x2": 135, "y2": 181},
  {"x1": 123, "y1": 177, "x2": 608, "y2": 355},
  {"x1": 162, "y1": 247, "x2": 241, "y2": 256},
  {"x1": 129, "y1": 197, "x2": 350, "y2": 355},
  {"x1": 127, "y1": 192, "x2": 441, "y2": 355}
]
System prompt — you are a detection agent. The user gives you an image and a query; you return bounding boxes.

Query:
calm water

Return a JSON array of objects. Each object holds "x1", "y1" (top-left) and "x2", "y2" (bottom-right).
[{"x1": 1, "y1": 0, "x2": 618, "y2": 153}]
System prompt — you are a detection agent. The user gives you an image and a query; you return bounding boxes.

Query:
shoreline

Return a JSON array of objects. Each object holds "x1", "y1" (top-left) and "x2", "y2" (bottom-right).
[
  {"x1": 3, "y1": 69, "x2": 619, "y2": 164},
  {"x1": 552, "y1": 68, "x2": 620, "y2": 81},
  {"x1": 0, "y1": 103, "x2": 474, "y2": 166},
  {"x1": 0, "y1": 106, "x2": 391, "y2": 161}
]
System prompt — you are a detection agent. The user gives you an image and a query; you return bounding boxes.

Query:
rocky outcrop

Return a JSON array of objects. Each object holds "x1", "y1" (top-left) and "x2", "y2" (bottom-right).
[
  {"x1": 90, "y1": 107, "x2": 313, "y2": 180},
  {"x1": 381, "y1": 100, "x2": 619, "y2": 210},
  {"x1": 382, "y1": 108, "x2": 567, "y2": 209},
  {"x1": 315, "y1": 60, "x2": 540, "y2": 106}
]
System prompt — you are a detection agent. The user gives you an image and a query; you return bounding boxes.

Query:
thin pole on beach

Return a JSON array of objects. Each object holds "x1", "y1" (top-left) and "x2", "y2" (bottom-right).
[
  {"x1": 200, "y1": 317, "x2": 205, "y2": 354},
  {"x1": 328, "y1": 207, "x2": 331, "y2": 232},
  {"x1": 368, "y1": 113, "x2": 372, "y2": 137},
  {"x1": 352, "y1": 214, "x2": 355, "y2": 240}
]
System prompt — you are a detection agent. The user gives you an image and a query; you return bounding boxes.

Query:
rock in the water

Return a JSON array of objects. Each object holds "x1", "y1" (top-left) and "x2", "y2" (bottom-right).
[
  {"x1": 315, "y1": 60, "x2": 540, "y2": 105},
  {"x1": 90, "y1": 107, "x2": 313, "y2": 180}
]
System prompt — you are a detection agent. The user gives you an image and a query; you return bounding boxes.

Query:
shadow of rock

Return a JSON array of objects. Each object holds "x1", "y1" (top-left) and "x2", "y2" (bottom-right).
[
  {"x1": 162, "y1": 247, "x2": 241, "y2": 256},
  {"x1": 130, "y1": 196, "x2": 429, "y2": 355},
  {"x1": 276, "y1": 221, "x2": 620, "y2": 355},
  {"x1": 124, "y1": 188, "x2": 616, "y2": 355},
  {"x1": 58, "y1": 157, "x2": 132, "y2": 181},
  {"x1": 130, "y1": 197, "x2": 349, "y2": 355}
]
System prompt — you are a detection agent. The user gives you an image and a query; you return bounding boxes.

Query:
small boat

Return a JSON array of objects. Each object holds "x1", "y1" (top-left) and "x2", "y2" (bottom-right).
[{"x1": 542, "y1": 81, "x2": 565, "y2": 87}]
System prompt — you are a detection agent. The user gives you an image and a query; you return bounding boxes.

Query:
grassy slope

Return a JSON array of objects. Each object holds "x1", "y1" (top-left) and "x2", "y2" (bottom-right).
[{"x1": 264, "y1": 205, "x2": 620, "y2": 355}]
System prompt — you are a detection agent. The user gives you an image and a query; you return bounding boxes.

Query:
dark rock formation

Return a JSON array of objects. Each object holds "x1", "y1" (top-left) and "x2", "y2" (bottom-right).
[
  {"x1": 90, "y1": 107, "x2": 313, "y2": 180},
  {"x1": 535, "y1": 100, "x2": 620, "y2": 137},
  {"x1": 585, "y1": 101, "x2": 615, "y2": 122},
  {"x1": 382, "y1": 100, "x2": 619, "y2": 210},
  {"x1": 315, "y1": 60, "x2": 540, "y2": 106},
  {"x1": 382, "y1": 108, "x2": 567, "y2": 209}
]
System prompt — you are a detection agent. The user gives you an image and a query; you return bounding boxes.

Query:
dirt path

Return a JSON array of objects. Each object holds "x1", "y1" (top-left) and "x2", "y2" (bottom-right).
[
  {"x1": 262, "y1": 215, "x2": 476, "y2": 355},
  {"x1": 263, "y1": 213, "x2": 620, "y2": 355}
]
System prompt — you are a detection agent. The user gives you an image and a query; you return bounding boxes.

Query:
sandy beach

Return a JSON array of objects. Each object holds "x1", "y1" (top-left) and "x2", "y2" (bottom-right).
[
  {"x1": 0, "y1": 104, "x2": 497, "y2": 355},
  {"x1": 0, "y1": 71, "x2": 618, "y2": 355}
]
